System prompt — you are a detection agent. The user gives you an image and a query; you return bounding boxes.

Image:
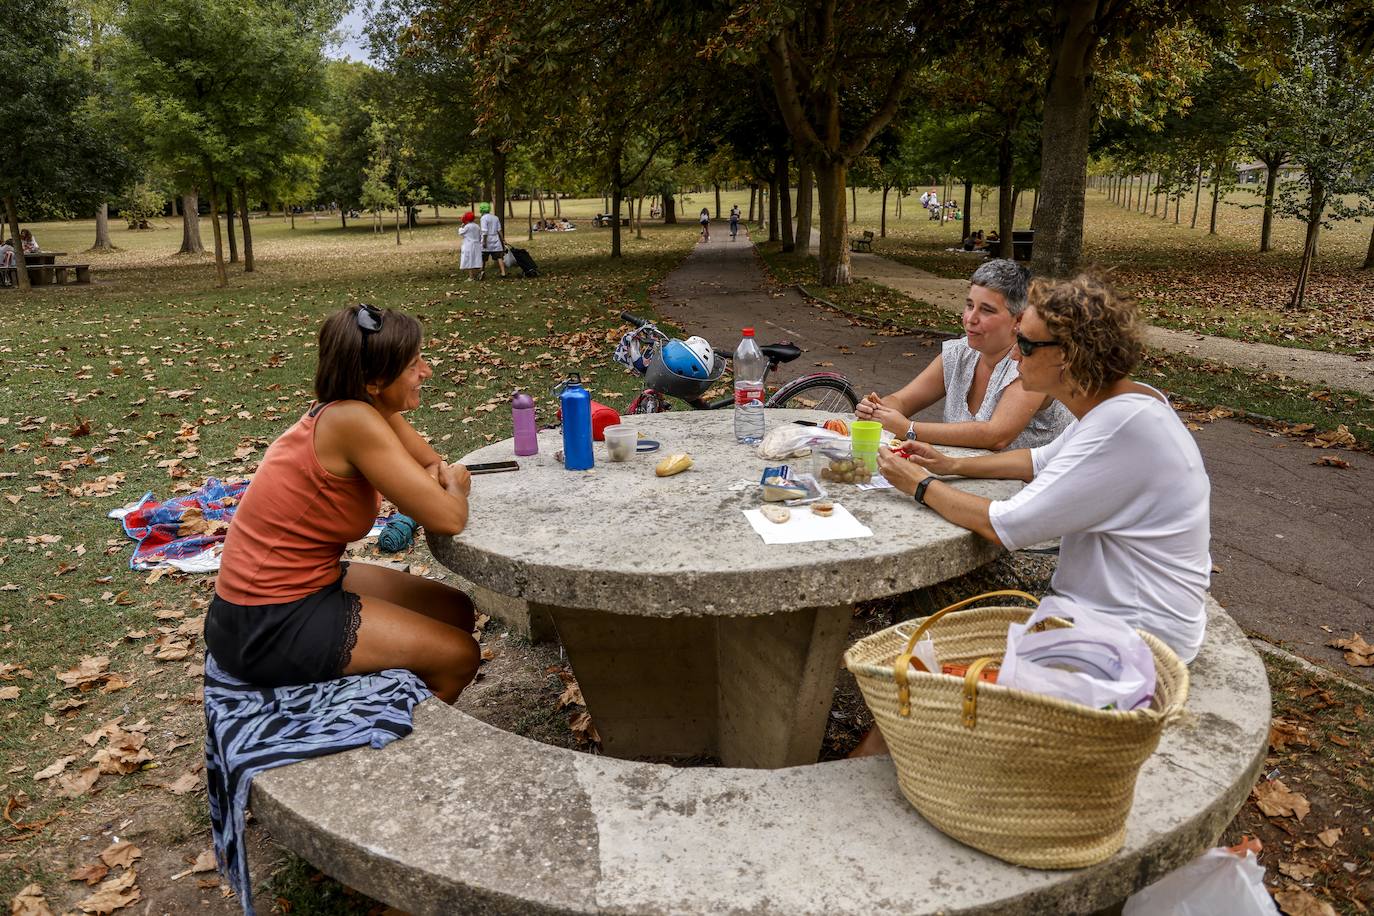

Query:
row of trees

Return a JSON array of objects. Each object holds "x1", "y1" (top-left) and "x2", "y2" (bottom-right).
[{"x1": 4, "y1": 0, "x2": 1373, "y2": 299}]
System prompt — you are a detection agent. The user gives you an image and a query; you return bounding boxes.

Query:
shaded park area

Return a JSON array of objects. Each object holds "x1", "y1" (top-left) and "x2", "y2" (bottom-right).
[{"x1": 4, "y1": 0, "x2": 1374, "y2": 914}]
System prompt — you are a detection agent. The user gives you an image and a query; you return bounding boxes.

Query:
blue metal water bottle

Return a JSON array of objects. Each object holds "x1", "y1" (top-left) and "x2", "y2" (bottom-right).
[{"x1": 559, "y1": 374, "x2": 594, "y2": 470}]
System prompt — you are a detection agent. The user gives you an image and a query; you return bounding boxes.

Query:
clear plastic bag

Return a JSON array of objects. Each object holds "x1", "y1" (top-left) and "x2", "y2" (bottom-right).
[{"x1": 1122, "y1": 840, "x2": 1278, "y2": 916}]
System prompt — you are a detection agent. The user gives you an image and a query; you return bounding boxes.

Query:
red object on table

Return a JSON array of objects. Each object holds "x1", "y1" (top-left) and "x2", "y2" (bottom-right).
[{"x1": 557, "y1": 399, "x2": 621, "y2": 441}]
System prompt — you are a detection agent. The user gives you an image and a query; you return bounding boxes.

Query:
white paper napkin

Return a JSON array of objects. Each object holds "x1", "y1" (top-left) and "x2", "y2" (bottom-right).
[{"x1": 742, "y1": 503, "x2": 874, "y2": 544}]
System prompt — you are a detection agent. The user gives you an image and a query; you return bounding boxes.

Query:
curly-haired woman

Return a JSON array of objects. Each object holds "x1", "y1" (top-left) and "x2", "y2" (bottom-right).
[
  {"x1": 878, "y1": 273, "x2": 1212, "y2": 662},
  {"x1": 207, "y1": 305, "x2": 481, "y2": 702}
]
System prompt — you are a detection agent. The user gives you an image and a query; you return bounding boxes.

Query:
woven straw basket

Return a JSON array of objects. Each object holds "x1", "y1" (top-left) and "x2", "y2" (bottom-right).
[{"x1": 844, "y1": 590, "x2": 1189, "y2": 869}]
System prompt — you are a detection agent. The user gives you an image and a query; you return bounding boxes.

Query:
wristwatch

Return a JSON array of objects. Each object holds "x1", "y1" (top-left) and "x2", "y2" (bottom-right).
[
  {"x1": 905, "y1": 421, "x2": 918, "y2": 442},
  {"x1": 913, "y1": 476, "x2": 935, "y2": 506}
]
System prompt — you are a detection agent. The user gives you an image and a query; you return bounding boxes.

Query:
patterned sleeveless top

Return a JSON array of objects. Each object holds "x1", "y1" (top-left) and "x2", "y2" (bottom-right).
[{"x1": 941, "y1": 337, "x2": 1072, "y2": 450}]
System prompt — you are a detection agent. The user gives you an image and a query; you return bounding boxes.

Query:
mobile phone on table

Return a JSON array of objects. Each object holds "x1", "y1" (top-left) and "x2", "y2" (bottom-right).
[{"x1": 465, "y1": 460, "x2": 520, "y2": 475}]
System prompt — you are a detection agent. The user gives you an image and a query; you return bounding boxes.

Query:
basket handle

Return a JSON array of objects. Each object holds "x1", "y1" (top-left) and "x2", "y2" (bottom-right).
[{"x1": 894, "y1": 590, "x2": 1039, "y2": 717}]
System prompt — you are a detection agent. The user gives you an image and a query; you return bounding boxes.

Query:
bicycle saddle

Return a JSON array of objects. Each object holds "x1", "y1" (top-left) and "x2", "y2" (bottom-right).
[{"x1": 760, "y1": 343, "x2": 801, "y2": 364}]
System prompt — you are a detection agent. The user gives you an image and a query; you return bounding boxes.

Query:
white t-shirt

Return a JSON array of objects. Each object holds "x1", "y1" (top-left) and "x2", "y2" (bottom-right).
[
  {"x1": 987, "y1": 390, "x2": 1211, "y2": 662},
  {"x1": 479, "y1": 213, "x2": 503, "y2": 252}
]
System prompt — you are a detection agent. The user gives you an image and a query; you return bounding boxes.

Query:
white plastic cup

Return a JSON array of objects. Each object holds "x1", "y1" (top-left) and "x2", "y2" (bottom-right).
[{"x1": 603, "y1": 425, "x2": 636, "y2": 462}]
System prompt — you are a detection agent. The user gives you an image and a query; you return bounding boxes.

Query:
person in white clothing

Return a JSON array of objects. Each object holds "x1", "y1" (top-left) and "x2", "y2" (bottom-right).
[
  {"x1": 854, "y1": 274, "x2": 1211, "y2": 756},
  {"x1": 458, "y1": 211, "x2": 482, "y2": 280},
  {"x1": 478, "y1": 203, "x2": 505, "y2": 278}
]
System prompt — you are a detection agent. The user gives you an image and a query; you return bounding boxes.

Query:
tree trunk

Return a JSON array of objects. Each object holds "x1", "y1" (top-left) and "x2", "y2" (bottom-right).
[
  {"x1": 1209, "y1": 164, "x2": 1221, "y2": 235},
  {"x1": 225, "y1": 190, "x2": 238, "y2": 264},
  {"x1": 1290, "y1": 181, "x2": 1325, "y2": 307},
  {"x1": 610, "y1": 152, "x2": 623, "y2": 258},
  {"x1": 997, "y1": 131, "x2": 1015, "y2": 259},
  {"x1": 662, "y1": 192, "x2": 676, "y2": 224},
  {"x1": 434, "y1": 203, "x2": 441, "y2": 221},
  {"x1": 778, "y1": 152, "x2": 794, "y2": 252},
  {"x1": 814, "y1": 160, "x2": 850, "y2": 286},
  {"x1": 1363, "y1": 221, "x2": 1374, "y2": 270},
  {"x1": 714, "y1": 183, "x2": 721, "y2": 219},
  {"x1": 340, "y1": 210, "x2": 347, "y2": 229},
  {"x1": 91, "y1": 202, "x2": 113, "y2": 251},
  {"x1": 491, "y1": 140, "x2": 507, "y2": 235},
  {"x1": 768, "y1": 172, "x2": 780, "y2": 242},
  {"x1": 1260, "y1": 163, "x2": 1279, "y2": 253},
  {"x1": 1191, "y1": 162, "x2": 1203, "y2": 229},
  {"x1": 4, "y1": 195, "x2": 31, "y2": 291},
  {"x1": 795, "y1": 157, "x2": 814, "y2": 256},
  {"x1": 1031, "y1": 1, "x2": 1098, "y2": 278},
  {"x1": 851, "y1": 178, "x2": 857, "y2": 221},
  {"x1": 748, "y1": 186, "x2": 756, "y2": 222},
  {"x1": 394, "y1": 202, "x2": 401, "y2": 246},
  {"x1": 880, "y1": 184, "x2": 889, "y2": 238},
  {"x1": 238, "y1": 181, "x2": 254, "y2": 272},
  {"x1": 962, "y1": 180, "x2": 972, "y2": 240},
  {"x1": 528, "y1": 191, "x2": 534, "y2": 241},
  {"x1": 636, "y1": 195, "x2": 644, "y2": 240},
  {"x1": 1152, "y1": 176, "x2": 1160, "y2": 217},
  {"x1": 206, "y1": 177, "x2": 228, "y2": 288}
]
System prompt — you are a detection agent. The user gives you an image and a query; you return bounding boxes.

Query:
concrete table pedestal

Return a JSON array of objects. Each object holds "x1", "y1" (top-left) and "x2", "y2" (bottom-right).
[{"x1": 430, "y1": 410, "x2": 1022, "y2": 769}]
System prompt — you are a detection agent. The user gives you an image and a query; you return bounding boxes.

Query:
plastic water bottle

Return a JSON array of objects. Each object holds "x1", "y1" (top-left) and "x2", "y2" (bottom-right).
[
  {"x1": 512, "y1": 391, "x2": 538, "y2": 456},
  {"x1": 733, "y1": 327, "x2": 767, "y2": 444},
  {"x1": 558, "y1": 375, "x2": 594, "y2": 470}
]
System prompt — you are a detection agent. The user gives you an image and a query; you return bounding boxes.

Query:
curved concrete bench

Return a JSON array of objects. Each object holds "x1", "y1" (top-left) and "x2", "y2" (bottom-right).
[{"x1": 251, "y1": 597, "x2": 1268, "y2": 915}]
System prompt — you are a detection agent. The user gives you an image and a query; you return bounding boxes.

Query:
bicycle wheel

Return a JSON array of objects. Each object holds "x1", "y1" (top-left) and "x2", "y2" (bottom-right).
[{"x1": 767, "y1": 374, "x2": 859, "y2": 412}]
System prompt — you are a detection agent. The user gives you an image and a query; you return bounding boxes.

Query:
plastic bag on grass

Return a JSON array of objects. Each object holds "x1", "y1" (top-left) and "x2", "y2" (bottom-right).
[
  {"x1": 1122, "y1": 838, "x2": 1278, "y2": 916},
  {"x1": 998, "y1": 596, "x2": 1156, "y2": 711}
]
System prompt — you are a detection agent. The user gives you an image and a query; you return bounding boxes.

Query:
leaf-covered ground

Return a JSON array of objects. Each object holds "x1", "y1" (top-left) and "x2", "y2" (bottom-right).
[{"x1": 862, "y1": 189, "x2": 1374, "y2": 356}]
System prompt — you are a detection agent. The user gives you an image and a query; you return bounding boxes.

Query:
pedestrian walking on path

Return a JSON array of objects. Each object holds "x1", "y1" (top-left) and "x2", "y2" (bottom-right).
[
  {"x1": 699, "y1": 207, "x2": 711, "y2": 243},
  {"x1": 729, "y1": 205, "x2": 740, "y2": 241}
]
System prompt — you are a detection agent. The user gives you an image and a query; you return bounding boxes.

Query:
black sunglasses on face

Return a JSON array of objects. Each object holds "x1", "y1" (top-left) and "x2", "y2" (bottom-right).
[{"x1": 1016, "y1": 333, "x2": 1060, "y2": 357}]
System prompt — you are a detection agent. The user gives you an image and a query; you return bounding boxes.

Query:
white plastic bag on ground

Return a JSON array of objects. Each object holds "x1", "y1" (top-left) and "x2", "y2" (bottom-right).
[
  {"x1": 1123, "y1": 839, "x2": 1278, "y2": 916},
  {"x1": 998, "y1": 596, "x2": 1156, "y2": 710}
]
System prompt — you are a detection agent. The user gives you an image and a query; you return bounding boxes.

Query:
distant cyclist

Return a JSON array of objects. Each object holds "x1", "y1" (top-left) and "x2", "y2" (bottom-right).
[{"x1": 699, "y1": 207, "x2": 711, "y2": 243}]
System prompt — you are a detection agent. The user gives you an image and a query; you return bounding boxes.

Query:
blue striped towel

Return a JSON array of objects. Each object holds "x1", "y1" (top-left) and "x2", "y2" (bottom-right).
[{"x1": 203, "y1": 654, "x2": 431, "y2": 915}]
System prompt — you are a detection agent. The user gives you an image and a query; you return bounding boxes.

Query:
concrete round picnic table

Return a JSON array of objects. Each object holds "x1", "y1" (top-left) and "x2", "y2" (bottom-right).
[{"x1": 428, "y1": 409, "x2": 1022, "y2": 768}]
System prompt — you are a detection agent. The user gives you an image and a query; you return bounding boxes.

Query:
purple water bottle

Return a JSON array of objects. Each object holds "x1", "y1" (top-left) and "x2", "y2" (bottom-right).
[{"x1": 512, "y1": 391, "x2": 538, "y2": 456}]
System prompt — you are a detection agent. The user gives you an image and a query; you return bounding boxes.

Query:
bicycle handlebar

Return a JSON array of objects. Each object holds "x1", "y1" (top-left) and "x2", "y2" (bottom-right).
[{"x1": 621, "y1": 311, "x2": 651, "y2": 327}]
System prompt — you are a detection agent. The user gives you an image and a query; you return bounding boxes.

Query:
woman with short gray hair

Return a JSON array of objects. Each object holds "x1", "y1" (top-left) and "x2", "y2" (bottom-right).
[{"x1": 855, "y1": 259, "x2": 1071, "y2": 451}]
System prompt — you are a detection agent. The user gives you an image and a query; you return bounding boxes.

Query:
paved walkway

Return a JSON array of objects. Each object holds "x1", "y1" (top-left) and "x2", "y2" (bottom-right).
[
  {"x1": 845, "y1": 249, "x2": 1374, "y2": 398},
  {"x1": 654, "y1": 228, "x2": 1374, "y2": 685}
]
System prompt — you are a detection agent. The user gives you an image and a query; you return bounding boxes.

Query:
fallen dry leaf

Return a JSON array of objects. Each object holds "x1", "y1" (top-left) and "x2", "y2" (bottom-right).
[
  {"x1": 164, "y1": 772, "x2": 201, "y2": 796},
  {"x1": 1274, "y1": 888, "x2": 1337, "y2": 916},
  {"x1": 56, "y1": 656, "x2": 111, "y2": 690},
  {"x1": 558, "y1": 682, "x2": 585, "y2": 708},
  {"x1": 98, "y1": 840, "x2": 141, "y2": 869},
  {"x1": 77, "y1": 867, "x2": 140, "y2": 914},
  {"x1": 192, "y1": 848, "x2": 217, "y2": 872},
  {"x1": 82, "y1": 716, "x2": 126, "y2": 747},
  {"x1": 53, "y1": 766, "x2": 101, "y2": 799},
  {"x1": 0, "y1": 685, "x2": 19, "y2": 700},
  {"x1": 1253, "y1": 778, "x2": 1310, "y2": 820},
  {"x1": 91, "y1": 730, "x2": 154, "y2": 775},
  {"x1": 569, "y1": 710, "x2": 601, "y2": 745},
  {"x1": 1316, "y1": 826, "x2": 1341, "y2": 847},
  {"x1": 1329, "y1": 633, "x2": 1374, "y2": 667},
  {"x1": 33, "y1": 755, "x2": 78, "y2": 781},
  {"x1": 9, "y1": 883, "x2": 53, "y2": 916},
  {"x1": 1279, "y1": 860, "x2": 1319, "y2": 881},
  {"x1": 1312, "y1": 456, "x2": 1352, "y2": 469},
  {"x1": 69, "y1": 862, "x2": 110, "y2": 885}
]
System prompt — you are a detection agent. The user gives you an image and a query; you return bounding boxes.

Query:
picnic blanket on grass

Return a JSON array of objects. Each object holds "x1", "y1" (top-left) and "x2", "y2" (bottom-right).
[
  {"x1": 203, "y1": 653, "x2": 431, "y2": 916},
  {"x1": 116, "y1": 478, "x2": 248, "y2": 570}
]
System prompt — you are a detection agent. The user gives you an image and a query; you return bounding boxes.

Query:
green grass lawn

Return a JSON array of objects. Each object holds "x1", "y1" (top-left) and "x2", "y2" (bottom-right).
[{"x1": 860, "y1": 188, "x2": 1374, "y2": 356}]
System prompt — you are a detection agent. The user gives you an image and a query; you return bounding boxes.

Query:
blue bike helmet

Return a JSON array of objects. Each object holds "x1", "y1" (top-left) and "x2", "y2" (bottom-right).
[{"x1": 661, "y1": 339, "x2": 711, "y2": 379}]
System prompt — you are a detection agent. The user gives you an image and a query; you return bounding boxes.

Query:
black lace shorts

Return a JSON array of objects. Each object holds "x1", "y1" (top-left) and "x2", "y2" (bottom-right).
[{"x1": 205, "y1": 563, "x2": 363, "y2": 687}]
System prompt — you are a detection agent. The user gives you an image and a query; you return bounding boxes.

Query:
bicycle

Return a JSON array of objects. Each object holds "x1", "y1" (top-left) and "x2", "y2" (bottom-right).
[{"x1": 614, "y1": 312, "x2": 858, "y2": 415}]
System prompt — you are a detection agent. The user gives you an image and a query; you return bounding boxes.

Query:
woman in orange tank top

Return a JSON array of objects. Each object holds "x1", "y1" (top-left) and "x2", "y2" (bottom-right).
[{"x1": 206, "y1": 304, "x2": 480, "y2": 702}]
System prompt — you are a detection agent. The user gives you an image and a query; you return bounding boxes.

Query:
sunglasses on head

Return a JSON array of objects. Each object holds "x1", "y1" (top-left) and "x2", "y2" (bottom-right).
[
  {"x1": 1015, "y1": 333, "x2": 1060, "y2": 357},
  {"x1": 356, "y1": 303, "x2": 384, "y2": 335}
]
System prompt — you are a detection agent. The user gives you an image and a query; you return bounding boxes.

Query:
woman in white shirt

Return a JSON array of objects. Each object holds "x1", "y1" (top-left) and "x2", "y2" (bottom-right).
[
  {"x1": 877, "y1": 273, "x2": 1211, "y2": 665},
  {"x1": 856, "y1": 259, "x2": 1071, "y2": 450}
]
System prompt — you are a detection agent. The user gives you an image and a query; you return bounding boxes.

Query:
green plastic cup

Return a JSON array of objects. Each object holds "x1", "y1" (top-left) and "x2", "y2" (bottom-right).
[{"x1": 850, "y1": 420, "x2": 882, "y2": 473}]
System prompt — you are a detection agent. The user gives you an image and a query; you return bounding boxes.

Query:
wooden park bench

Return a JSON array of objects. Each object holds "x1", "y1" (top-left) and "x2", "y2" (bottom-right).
[
  {"x1": 252, "y1": 595, "x2": 1268, "y2": 915},
  {"x1": 1012, "y1": 229, "x2": 1034, "y2": 262},
  {"x1": 52, "y1": 264, "x2": 92, "y2": 285},
  {"x1": 593, "y1": 213, "x2": 632, "y2": 228},
  {"x1": 849, "y1": 229, "x2": 874, "y2": 252}
]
